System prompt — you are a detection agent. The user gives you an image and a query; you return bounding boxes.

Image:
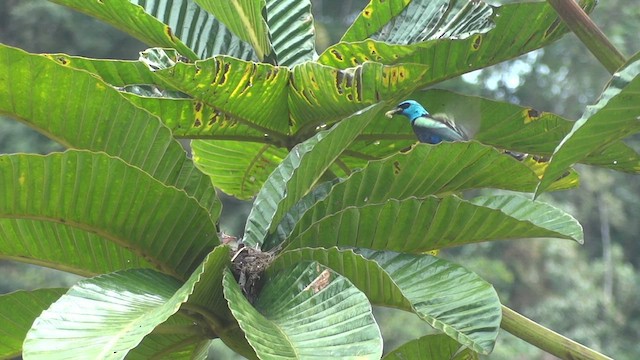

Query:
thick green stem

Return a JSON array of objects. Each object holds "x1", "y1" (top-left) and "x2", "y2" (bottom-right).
[
  {"x1": 501, "y1": 305, "x2": 613, "y2": 360},
  {"x1": 546, "y1": 0, "x2": 626, "y2": 74}
]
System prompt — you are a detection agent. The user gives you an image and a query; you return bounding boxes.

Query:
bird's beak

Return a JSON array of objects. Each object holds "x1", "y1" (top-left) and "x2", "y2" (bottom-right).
[{"x1": 385, "y1": 107, "x2": 401, "y2": 118}]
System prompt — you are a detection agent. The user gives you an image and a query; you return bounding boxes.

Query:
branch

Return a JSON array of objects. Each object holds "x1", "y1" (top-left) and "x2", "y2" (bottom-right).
[
  {"x1": 546, "y1": 0, "x2": 626, "y2": 74},
  {"x1": 501, "y1": 305, "x2": 613, "y2": 360}
]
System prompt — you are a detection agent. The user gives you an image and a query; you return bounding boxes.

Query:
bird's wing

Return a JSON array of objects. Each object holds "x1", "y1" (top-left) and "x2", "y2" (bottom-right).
[{"x1": 413, "y1": 114, "x2": 468, "y2": 141}]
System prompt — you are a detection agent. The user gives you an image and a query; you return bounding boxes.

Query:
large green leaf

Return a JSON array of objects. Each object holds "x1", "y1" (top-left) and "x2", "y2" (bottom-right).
[
  {"x1": 50, "y1": 0, "x2": 255, "y2": 60},
  {"x1": 40, "y1": 51, "x2": 268, "y2": 140},
  {"x1": 194, "y1": 0, "x2": 271, "y2": 61},
  {"x1": 0, "y1": 219, "x2": 153, "y2": 276},
  {"x1": 125, "y1": 313, "x2": 211, "y2": 360},
  {"x1": 0, "y1": 289, "x2": 66, "y2": 359},
  {"x1": 223, "y1": 262, "x2": 383, "y2": 359},
  {"x1": 343, "y1": 0, "x2": 494, "y2": 43},
  {"x1": 128, "y1": 245, "x2": 237, "y2": 359},
  {"x1": 288, "y1": 61, "x2": 429, "y2": 132},
  {"x1": 284, "y1": 195, "x2": 582, "y2": 253},
  {"x1": 23, "y1": 264, "x2": 207, "y2": 359},
  {"x1": 0, "y1": 44, "x2": 220, "y2": 216},
  {"x1": 265, "y1": 0, "x2": 316, "y2": 66},
  {"x1": 272, "y1": 248, "x2": 501, "y2": 355},
  {"x1": 42, "y1": 54, "x2": 162, "y2": 87},
  {"x1": 383, "y1": 334, "x2": 478, "y2": 360},
  {"x1": 264, "y1": 142, "x2": 548, "y2": 250},
  {"x1": 192, "y1": 140, "x2": 288, "y2": 200},
  {"x1": 149, "y1": 55, "x2": 291, "y2": 137},
  {"x1": 320, "y1": 0, "x2": 597, "y2": 88},
  {"x1": 122, "y1": 94, "x2": 267, "y2": 139},
  {"x1": 243, "y1": 104, "x2": 384, "y2": 248},
  {"x1": 537, "y1": 59, "x2": 640, "y2": 195},
  {"x1": 0, "y1": 151, "x2": 218, "y2": 279}
]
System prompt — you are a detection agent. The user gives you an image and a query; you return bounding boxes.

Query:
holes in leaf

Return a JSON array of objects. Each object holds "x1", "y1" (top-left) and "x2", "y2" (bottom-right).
[
  {"x1": 393, "y1": 161, "x2": 402, "y2": 175},
  {"x1": 472, "y1": 35, "x2": 482, "y2": 51}
]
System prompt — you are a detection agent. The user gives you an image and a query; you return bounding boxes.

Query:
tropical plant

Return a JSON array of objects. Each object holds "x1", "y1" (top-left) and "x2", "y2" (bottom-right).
[{"x1": 1, "y1": 0, "x2": 638, "y2": 359}]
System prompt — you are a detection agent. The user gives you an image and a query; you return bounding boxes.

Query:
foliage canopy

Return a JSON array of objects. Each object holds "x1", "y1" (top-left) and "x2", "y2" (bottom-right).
[{"x1": 1, "y1": 0, "x2": 638, "y2": 359}]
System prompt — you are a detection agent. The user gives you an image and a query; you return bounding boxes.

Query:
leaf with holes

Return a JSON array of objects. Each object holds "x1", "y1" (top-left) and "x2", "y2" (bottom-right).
[
  {"x1": 320, "y1": 0, "x2": 597, "y2": 90},
  {"x1": 343, "y1": 0, "x2": 494, "y2": 43}
]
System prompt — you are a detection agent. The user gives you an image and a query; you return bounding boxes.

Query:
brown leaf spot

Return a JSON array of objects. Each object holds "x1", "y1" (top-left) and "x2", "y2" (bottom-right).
[
  {"x1": 220, "y1": 63, "x2": 231, "y2": 84},
  {"x1": 393, "y1": 160, "x2": 402, "y2": 174},
  {"x1": 303, "y1": 269, "x2": 331, "y2": 293},
  {"x1": 331, "y1": 49, "x2": 343, "y2": 61},
  {"x1": 472, "y1": 35, "x2": 482, "y2": 51},
  {"x1": 194, "y1": 102, "x2": 202, "y2": 112},
  {"x1": 524, "y1": 108, "x2": 541, "y2": 124}
]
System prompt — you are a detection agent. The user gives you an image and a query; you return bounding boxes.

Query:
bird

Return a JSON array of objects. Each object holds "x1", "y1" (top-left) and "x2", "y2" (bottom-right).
[
  {"x1": 385, "y1": 100, "x2": 468, "y2": 144},
  {"x1": 386, "y1": 100, "x2": 529, "y2": 160}
]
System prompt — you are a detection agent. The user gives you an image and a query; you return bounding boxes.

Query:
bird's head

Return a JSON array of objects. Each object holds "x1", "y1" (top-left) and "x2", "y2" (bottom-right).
[{"x1": 385, "y1": 100, "x2": 429, "y2": 121}]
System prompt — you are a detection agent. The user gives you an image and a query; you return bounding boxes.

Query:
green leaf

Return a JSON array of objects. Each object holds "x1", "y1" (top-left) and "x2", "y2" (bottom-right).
[
  {"x1": 243, "y1": 104, "x2": 384, "y2": 248},
  {"x1": 192, "y1": 140, "x2": 288, "y2": 200},
  {"x1": 272, "y1": 248, "x2": 501, "y2": 355},
  {"x1": 23, "y1": 263, "x2": 207, "y2": 359},
  {"x1": 537, "y1": 59, "x2": 640, "y2": 195},
  {"x1": 320, "y1": 0, "x2": 597, "y2": 89},
  {"x1": 129, "y1": 245, "x2": 236, "y2": 359},
  {"x1": 194, "y1": 0, "x2": 271, "y2": 61},
  {"x1": 265, "y1": 0, "x2": 317, "y2": 66},
  {"x1": 265, "y1": 142, "x2": 546, "y2": 250},
  {"x1": 383, "y1": 334, "x2": 478, "y2": 360},
  {"x1": 0, "y1": 289, "x2": 66, "y2": 359},
  {"x1": 50, "y1": 0, "x2": 256, "y2": 60},
  {"x1": 49, "y1": 0, "x2": 195, "y2": 59},
  {"x1": 149, "y1": 55, "x2": 291, "y2": 137},
  {"x1": 126, "y1": 313, "x2": 211, "y2": 360},
  {"x1": 223, "y1": 262, "x2": 383, "y2": 359},
  {"x1": 285, "y1": 195, "x2": 582, "y2": 252},
  {"x1": 470, "y1": 195, "x2": 583, "y2": 243},
  {"x1": 0, "y1": 219, "x2": 153, "y2": 276},
  {"x1": 42, "y1": 54, "x2": 162, "y2": 87},
  {"x1": 288, "y1": 62, "x2": 429, "y2": 132},
  {"x1": 122, "y1": 94, "x2": 267, "y2": 139},
  {"x1": 343, "y1": 0, "x2": 494, "y2": 43},
  {"x1": 0, "y1": 151, "x2": 218, "y2": 279},
  {"x1": 0, "y1": 44, "x2": 220, "y2": 216}
]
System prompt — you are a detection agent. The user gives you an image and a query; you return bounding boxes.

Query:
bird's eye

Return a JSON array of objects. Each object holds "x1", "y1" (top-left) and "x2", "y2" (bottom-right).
[{"x1": 399, "y1": 102, "x2": 411, "y2": 109}]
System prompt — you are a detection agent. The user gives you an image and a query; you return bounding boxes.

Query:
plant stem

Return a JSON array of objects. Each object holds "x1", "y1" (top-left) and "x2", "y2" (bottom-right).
[
  {"x1": 501, "y1": 305, "x2": 613, "y2": 360},
  {"x1": 546, "y1": 0, "x2": 626, "y2": 74}
]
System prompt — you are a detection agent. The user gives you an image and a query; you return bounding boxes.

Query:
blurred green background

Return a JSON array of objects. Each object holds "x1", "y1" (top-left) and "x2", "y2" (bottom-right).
[{"x1": 1, "y1": 1, "x2": 639, "y2": 358}]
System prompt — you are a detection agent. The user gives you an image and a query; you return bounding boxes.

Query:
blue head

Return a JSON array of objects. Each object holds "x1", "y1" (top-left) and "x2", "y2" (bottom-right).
[{"x1": 385, "y1": 100, "x2": 429, "y2": 121}]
